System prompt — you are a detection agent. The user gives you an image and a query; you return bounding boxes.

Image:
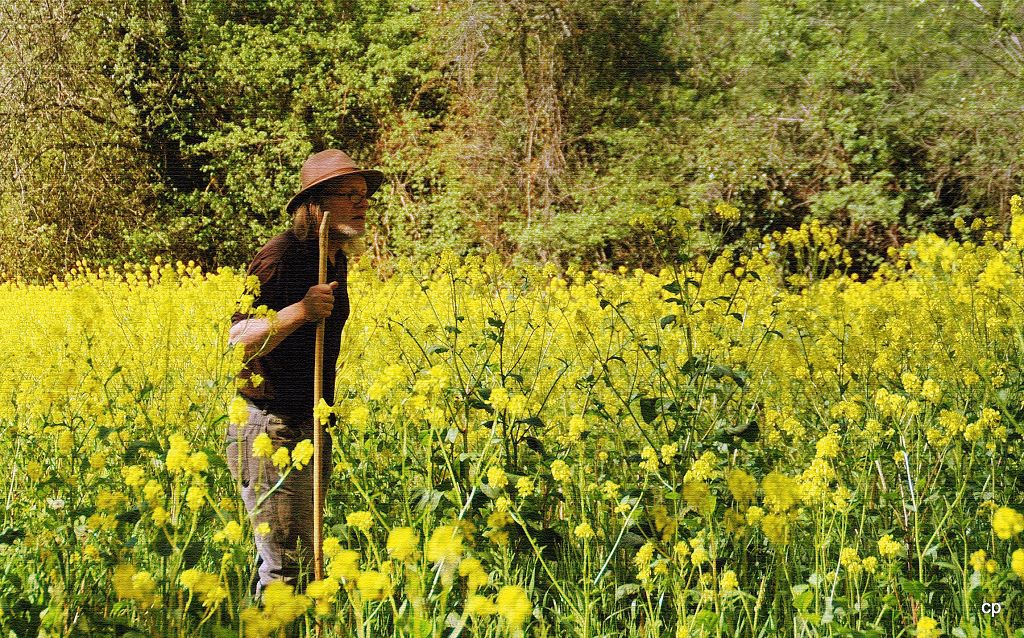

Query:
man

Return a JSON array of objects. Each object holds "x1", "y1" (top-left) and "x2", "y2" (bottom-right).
[{"x1": 227, "y1": 149, "x2": 383, "y2": 596}]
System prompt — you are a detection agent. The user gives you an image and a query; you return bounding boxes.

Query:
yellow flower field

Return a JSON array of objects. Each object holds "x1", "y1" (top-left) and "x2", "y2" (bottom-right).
[{"x1": 1, "y1": 198, "x2": 1024, "y2": 637}]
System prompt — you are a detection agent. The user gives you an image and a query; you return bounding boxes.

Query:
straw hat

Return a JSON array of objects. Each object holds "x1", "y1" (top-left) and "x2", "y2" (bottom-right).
[{"x1": 285, "y1": 149, "x2": 385, "y2": 214}]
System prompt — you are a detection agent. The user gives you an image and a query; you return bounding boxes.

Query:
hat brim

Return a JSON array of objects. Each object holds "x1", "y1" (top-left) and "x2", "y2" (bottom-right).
[{"x1": 285, "y1": 168, "x2": 385, "y2": 214}]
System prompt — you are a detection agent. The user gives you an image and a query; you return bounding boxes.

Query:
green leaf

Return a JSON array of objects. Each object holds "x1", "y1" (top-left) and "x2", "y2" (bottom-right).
[
  {"x1": 615, "y1": 584, "x2": 640, "y2": 601},
  {"x1": 693, "y1": 610, "x2": 718, "y2": 633},
  {"x1": 639, "y1": 397, "x2": 658, "y2": 424},
  {"x1": 182, "y1": 541, "x2": 204, "y2": 567},
  {"x1": 123, "y1": 441, "x2": 162, "y2": 464},
  {"x1": 0, "y1": 527, "x2": 24, "y2": 545},
  {"x1": 413, "y1": 489, "x2": 445, "y2": 513},
  {"x1": 792, "y1": 586, "x2": 814, "y2": 612},
  {"x1": 899, "y1": 578, "x2": 925, "y2": 597},
  {"x1": 516, "y1": 416, "x2": 545, "y2": 430},
  {"x1": 522, "y1": 436, "x2": 545, "y2": 455},
  {"x1": 659, "y1": 314, "x2": 677, "y2": 328},
  {"x1": 153, "y1": 532, "x2": 173, "y2": 557},
  {"x1": 116, "y1": 510, "x2": 141, "y2": 526}
]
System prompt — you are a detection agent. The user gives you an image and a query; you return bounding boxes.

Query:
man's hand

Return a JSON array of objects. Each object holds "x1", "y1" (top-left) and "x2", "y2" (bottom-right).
[{"x1": 301, "y1": 282, "x2": 338, "y2": 322}]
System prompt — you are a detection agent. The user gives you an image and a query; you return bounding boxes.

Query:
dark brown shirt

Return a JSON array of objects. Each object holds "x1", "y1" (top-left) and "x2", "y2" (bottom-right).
[{"x1": 232, "y1": 230, "x2": 348, "y2": 418}]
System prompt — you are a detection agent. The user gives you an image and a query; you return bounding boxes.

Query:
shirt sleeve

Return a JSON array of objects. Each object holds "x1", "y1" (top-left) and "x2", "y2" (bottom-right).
[
  {"x1": 231, "y1": 244, "x2": 288, "y2": 324},
  {"x1": 231, "y1": 243, "x2": 289, "y2": 401}
]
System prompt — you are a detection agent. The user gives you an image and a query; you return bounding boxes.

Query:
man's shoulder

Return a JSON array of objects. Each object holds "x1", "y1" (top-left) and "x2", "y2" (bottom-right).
[
  {"x1": 254, "y1": 231, "x2": 299, "y2": 260},
  {"x1": 251, "y1": 230, "x2": 316, "y2": 268}
]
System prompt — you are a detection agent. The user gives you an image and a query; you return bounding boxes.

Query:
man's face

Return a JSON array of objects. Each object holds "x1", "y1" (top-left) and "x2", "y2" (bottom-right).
[{"x1": 317, "y1": 175, "x2": 369, "y2": 240}]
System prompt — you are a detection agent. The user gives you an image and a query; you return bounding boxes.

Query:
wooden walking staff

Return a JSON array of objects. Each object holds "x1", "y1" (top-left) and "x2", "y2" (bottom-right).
[{"x1": 312, "y1": 208, "x2": 331, "y2": 581}]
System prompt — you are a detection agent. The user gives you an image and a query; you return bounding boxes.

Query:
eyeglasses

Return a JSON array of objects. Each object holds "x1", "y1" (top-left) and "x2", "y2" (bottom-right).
[{"x1": 321, "y1": 191, "x2": 372, "y2": 205}]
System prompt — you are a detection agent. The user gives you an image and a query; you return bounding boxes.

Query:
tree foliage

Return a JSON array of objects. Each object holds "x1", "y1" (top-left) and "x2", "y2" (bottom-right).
[{"x1": 1, "y1": 0, "x2": 1022, "y2": 277}]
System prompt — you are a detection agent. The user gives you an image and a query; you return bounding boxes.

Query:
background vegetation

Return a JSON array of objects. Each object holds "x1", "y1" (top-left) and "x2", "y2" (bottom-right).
[{"x1": 1, "y1": 0, "x2": 1023, "y2": 277}]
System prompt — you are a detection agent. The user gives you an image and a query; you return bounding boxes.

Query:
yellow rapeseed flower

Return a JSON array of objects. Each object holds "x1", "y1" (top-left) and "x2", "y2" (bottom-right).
[
  {"x1": 488, "y1": 387, "x2": 510, "y2": 410},
  {"x1": 690, "y1": 544, "x2": 709, "y2": 566},
  {"x1": 970, "y1": 549, "x2": 987, "y2": 572},
  {"x1": 814, "y1": 432, "x2": 840, "y2": 459},
  {"x1": 151, "y1": 506, "x2": 169, "y2": 526},
  {"x1": 515, "y1": 476, "x2": 535, "y2": 497},
  {"x1": 96, "y1": 489, "x2": 126, "y2": 511},
  {"x1": 24, "y1": 461, "x2": 43, "y2": 482},
  {"x1": 725, "y1": 468, "x2": 757, "y2": 508},
  {"x1": 228, "y1": 396, "x2": 249, "y2": 425},
  {"x1": 459, "y1": 557, "x2": 489, "y2": 593},
  {"x1": 1012, "y1": 549, "x2": 1024, "y2": 579},
  {"x1": 762, "y1": 471, "x2": 800, "y2": 512},
  {"x1": 88, "y1": 451, "x2": 107, "y2": 470},
  {"x1": 487, "y1": 510, "x2": 511, "y2": 530},
  {"x1": 660, "y1": 443, "x2": 678, "y2": 464},
  {"x1": 495, "y1": 585, "x2": 532, "y2": 630},
  {"x1": 185, "y1": 451, "x2": 207, "y2": 474},
  {"x1": 839, "y1": 547, "x2": 860, "y2": 572},
  {"x1": 465, "y1": 594, "x2": 497, "y2": 616},
  {"x1": 746, "y1": 505, "x2": 765, "y2": 525},
  {"x1": 386, "y1": 526, "x2": 419, "y2": 562},
  {"x1": 567, "y1": 415, "x2": 588, "y2": 440},
  {"x1": 601, "y1": 480, "x2": 620, "y2": 501},
  {"x1": 56, "y1": 430, "x2": 74, "y2": 455},
  {"x1": 322, "y1": 537, "x2": 342, "y2": 559},
  {"x1": 252, "y1": 433, "x2": 273, "y2": 458},
  {"x1": 185, "y1": 486, "x2": 207, "y2": 510},
  {"x1": 916, "y1": 616, "x2": 940, "y2": 638},
  {"x1": 719, "y1": 569, "x2": 739, "y2": 593},
  {"x1": 313, "y1": 399, "x2": 332, "y2": 425},
  {"x1": 357, "y1": 570, "x2": 391, "y2": 601},
  {"x1": 142, "y1": 479, "x2": 165, "y2": 505},
  {"x1": 291, "y1": 439, "x2": 313, "y2": 470},
  {"x1": 487, "y1": 466, "x2": 508, "y2": 489},
  {"x1": 327, "y1": 550, "x2": 360, "y2": 584},
  {"x1": 761, "y1": 513, "x2": 789, "y2": 545},
  {"x1": 993, "y1": 506, "x2": 1024, "y2": 539},
  {"x1": 271, "y1": 447, "x2": 290, "y2": 471},
  {"x1": 861, "y1": 556, "x2": 878, "y2": 574},
  {"x1": 113, "y1": 564, "x2": 137, "y2": 600},
  {"x1": 165, "y1": 434, "x2": 190, "y2": 474},
  {"x1": 921, "y1": 379, "x2": 942, "y2": 403},
  {"x1": 683, "y1": 480, "x2": 710, "y2": 514},
  {"x1": 640, "y1": 446, "x2": 659, "y2": 473},
  {"x1": 346, "y1": 510, "x2": 374, "y2": 534},
  {"x1": 306, "y1": 577, "x2": 340, "y2": 600},
  {"x1": 427, "y1": 525, "x2": 464, "y2": 568},
  {"x1": 214, "y1": 521, "x2": 243, "y2": 544},
  {"x1": 113, "y1": 564, "x2": 160, "y2": 608},
  {"x1": 674, "y1": 540, "x2": 690, "y2": 562},
  {"x1": 684, "y1": 451, "x2": 719, "y2": 482},
  {"x1": 573, "y1": 522, "x2": 595, "y2": 540},
  {"x1": 877, "y1": 534, "x2": 902, "y2": 559},
  {"x1": 550, "y1": 459, "x2": 571, "y2": 482},
  {"x1": 260, "y1": 581, "x2": 310, "y2": 626}
]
